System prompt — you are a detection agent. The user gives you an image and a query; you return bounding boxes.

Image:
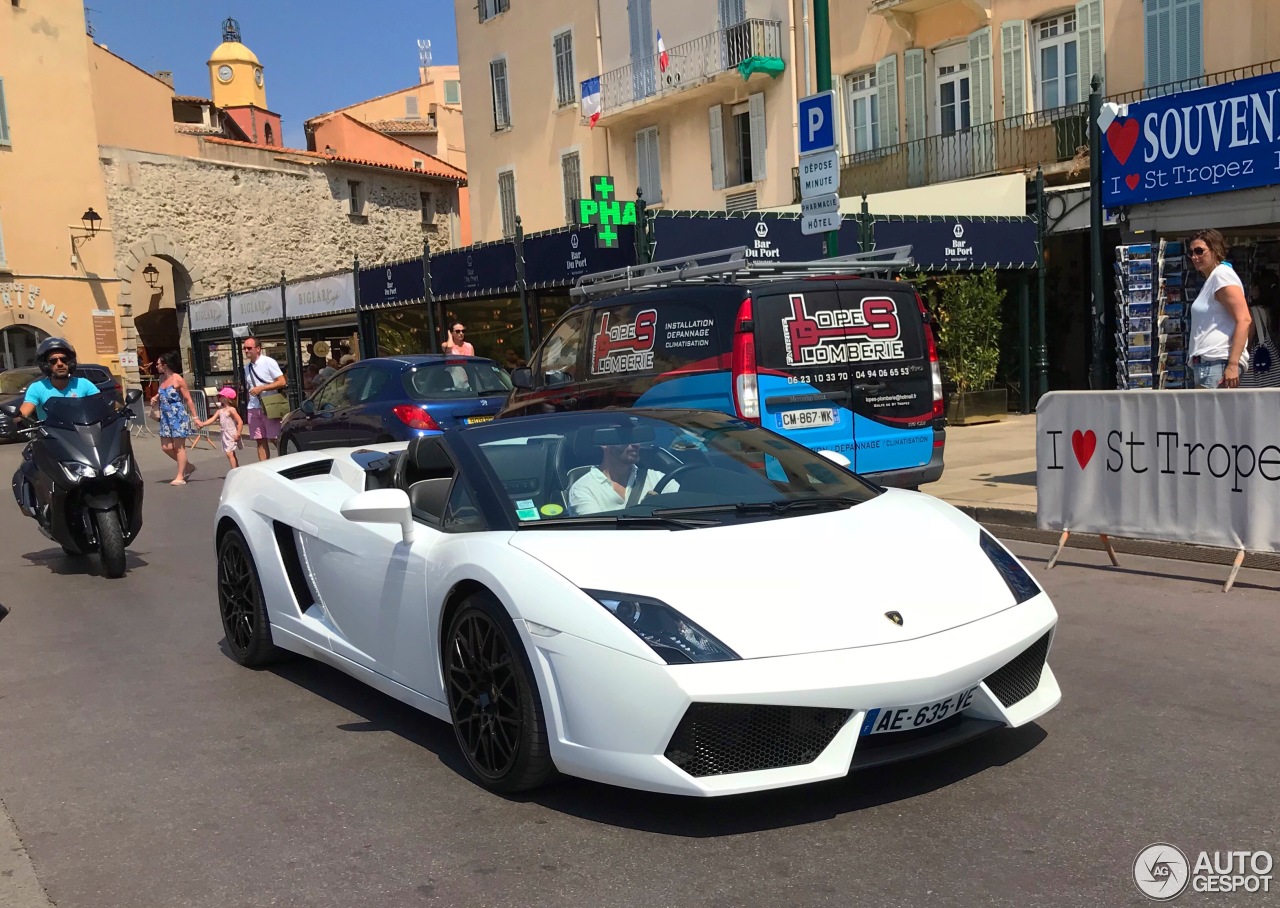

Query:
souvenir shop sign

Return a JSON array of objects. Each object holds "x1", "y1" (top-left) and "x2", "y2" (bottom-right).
[
  {"x1": 230, "y1": 287, "x2": 283, "y2": 326},
  {"x1": 188, "y1": 297, "x2": 227, "y2": 332},
  {"x1": 873, "y1": 217, "x2": 1038, "y2": 270},
  {"x1": 651, "y1": 214, "x2": 861, "y2": 263},
  {"x1": 431, "y1": 242, "x2": 518, "y2": 299},
  {"x1": 358, "y1": 259, "x2": 426, "y2": 309},
  {"x1": 1101, "y1": 70, "x2": 1280, "y2": 207},
  {"x1": 286, "y1": 273, "x2": 356, "y2": 319},
  {"x1": 1037, "y1": 390, "x2": 1280, "y2": 554},
  {"x1": 523, "y1": 227, "x2": 636, "y2": 287}
]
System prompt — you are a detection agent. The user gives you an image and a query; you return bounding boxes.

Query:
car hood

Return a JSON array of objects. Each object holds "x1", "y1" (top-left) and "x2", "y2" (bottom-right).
[{"x1": 507, "y1": 490, "x2": 1024, "y2": 659}]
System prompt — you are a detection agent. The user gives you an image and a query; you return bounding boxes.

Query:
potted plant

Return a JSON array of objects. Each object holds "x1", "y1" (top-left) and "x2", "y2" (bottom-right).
[{"x1": 929, "y1": 270, "x2": 1007, "y2": 425}]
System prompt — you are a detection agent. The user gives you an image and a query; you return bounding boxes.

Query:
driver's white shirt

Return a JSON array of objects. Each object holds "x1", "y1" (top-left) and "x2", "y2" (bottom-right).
[{"x1": 568, "y1": 465, "x2": 677, "y2": 515}]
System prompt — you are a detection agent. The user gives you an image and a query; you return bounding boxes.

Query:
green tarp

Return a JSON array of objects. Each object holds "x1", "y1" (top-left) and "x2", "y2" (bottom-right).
[{"x1": 737, "y1": 55, "x2": 786, "y2": 81}]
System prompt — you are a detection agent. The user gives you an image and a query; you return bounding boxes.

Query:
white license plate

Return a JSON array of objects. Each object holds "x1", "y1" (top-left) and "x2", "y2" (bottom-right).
[
  {"x1": 862, "y1": 686, "x2": 979, "y2": 736},
  {"x1": 779, "y1": 407, "x2": 835, "y2": 430}
]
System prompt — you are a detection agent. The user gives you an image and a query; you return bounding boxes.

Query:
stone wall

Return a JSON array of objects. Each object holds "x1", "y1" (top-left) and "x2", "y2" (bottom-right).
[{"x1": 100, "y1": 144, "x2": 460, "y2": 384}]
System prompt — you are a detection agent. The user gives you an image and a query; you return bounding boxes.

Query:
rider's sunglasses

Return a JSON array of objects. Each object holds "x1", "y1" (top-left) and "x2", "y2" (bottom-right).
[{"x1": 46, "y1": 355, "x2": 71, "y2": 364}]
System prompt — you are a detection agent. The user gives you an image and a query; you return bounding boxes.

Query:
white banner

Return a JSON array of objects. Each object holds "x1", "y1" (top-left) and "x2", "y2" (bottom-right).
[
  {"x1": 231, "y1": 287, "x2": 283, "y2": 326},
  {"x1": 188, "y1": 297, "x2": 228, "y2": 332},
  {"x1": 285, "y1": 272, "x2": 356, "y2": 319},
  {"x1": 1037, "y1": 390, "x2": 1280, "y2": 553}
]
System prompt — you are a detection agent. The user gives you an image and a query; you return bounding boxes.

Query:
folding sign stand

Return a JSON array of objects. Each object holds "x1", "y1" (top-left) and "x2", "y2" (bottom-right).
[{"x1": 1048, "y1": 529, "x2": 1249, "y2": 593}]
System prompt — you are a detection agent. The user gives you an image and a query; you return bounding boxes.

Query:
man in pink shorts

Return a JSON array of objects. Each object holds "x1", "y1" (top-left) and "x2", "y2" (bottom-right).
[{"x1": 242, "y1": 337, "x2": 286, "y2": 461}]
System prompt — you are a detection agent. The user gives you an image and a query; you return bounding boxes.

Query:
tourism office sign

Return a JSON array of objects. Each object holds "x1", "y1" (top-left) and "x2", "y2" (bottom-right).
[{"x1": 1101, "y1": 69, "x2": 1280, "y2": 208}]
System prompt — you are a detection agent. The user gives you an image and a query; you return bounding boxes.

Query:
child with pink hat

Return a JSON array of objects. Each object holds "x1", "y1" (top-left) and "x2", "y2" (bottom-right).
[{"x1": 196, "y1": 386, "x2": 245, "y2": 469}]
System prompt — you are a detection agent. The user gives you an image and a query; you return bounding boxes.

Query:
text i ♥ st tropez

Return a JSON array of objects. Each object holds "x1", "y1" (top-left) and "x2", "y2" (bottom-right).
[{"x1": 1101, "y1": 70, "x2": 1280, "y2": 207}]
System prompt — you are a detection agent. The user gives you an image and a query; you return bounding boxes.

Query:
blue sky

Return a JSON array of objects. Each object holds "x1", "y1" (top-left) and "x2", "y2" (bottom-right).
[{"x1": 93, "y1": 1, "x2": 460, "y2": 149}]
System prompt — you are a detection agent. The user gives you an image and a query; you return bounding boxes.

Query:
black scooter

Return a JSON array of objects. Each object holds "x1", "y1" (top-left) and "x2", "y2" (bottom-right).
[{"x1": 5, "y1": 391, "x2": 145, "y2": 579}]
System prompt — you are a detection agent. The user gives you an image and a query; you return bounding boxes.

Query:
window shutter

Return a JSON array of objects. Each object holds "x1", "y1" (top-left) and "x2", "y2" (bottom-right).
[
  {"x1": 748, "y1": 92, "x2": 767, "y2": 181},
  {"x1": 968, "y1": 27, "x2": 994, "y2": 127},
  {"x1": 876, "y1": 55, "x2": 899, "y2": 147},
  {"x1": 1145, "y1": 0, "x2": 1171, "y2": 88},
  {"x1": 1000, "y1": 21, "x2": 1026, "y2": 118},
  {"x1": 491, "y1": 60, "x2": 510, "y2": 129},
  {"x1": 0, "y1": 78, "x2": 10, "y2": 145},
  {"x1": 637, "y1": 127, "x2": 662, "y2": 202},
  {"x1": 0, "y1": 212, "x2": 6, "y2": 266},
  {"x1": 903, "y1": 49, "x2": 926, "y2": 141},
  {"x1": 708, "y1": 105, "x2": 726, "y2": 190},
  {"x1": 1173, "y1": 0, "x2": 1202, "y2": 84},
  {"x1": 1076, "y1": 0, "x2": 1106, "y2": 95},
  {"x1": 405, "y1": 95, "x2": 419, "y2": 118}
]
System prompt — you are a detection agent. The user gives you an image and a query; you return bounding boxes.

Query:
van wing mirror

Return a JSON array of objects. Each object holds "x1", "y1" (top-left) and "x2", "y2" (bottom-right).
[
  {"x1": 340, "y1": 488, "x2": 415, "y2": 543},
  {"x1": 510, "y1": 367, "x2": 534, "y2": 390}
]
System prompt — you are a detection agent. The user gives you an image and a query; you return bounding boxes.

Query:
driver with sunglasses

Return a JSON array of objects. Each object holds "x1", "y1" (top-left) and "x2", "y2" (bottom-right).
[{"x1": 19, "y1": 337, "x2": 99, "y2": 422}]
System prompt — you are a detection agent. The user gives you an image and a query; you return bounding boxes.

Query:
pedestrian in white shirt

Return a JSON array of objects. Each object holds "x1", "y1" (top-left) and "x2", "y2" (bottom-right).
[
  {"x1": 1188, "y1": 229, "x2": 1251, "y2": 389},
  {"x1": 242, "y1": 337, "x2": 286, "y2": 460}
]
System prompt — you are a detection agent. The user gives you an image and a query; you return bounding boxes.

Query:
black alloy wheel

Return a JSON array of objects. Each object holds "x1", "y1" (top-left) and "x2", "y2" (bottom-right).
[
  {"x1": 217, "y1": 528, "x2": 283, "y2": 667},
  {"x1": 444, "y1": 592, "x2": 553, "y2": 793}
]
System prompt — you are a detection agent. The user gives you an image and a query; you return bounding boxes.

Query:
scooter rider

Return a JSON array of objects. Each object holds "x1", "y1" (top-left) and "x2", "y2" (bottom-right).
[
  {"x1": 19, "y1": 337, "x2": 99, "y2": 421},
  {"x1": 15, "y1": 338, "x2": 99, "y2": 514}
]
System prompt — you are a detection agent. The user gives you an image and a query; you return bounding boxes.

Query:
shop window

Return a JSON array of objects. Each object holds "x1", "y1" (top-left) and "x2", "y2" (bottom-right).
[
  {"x1": 554, "y1": 31, "x2": 576, "y2": 108},
  {"x1": 561, "y1": 151, "x2": 581, "y2": 225},
  {"x1": 1145, "y1": 0, "x2": 1202, "y2": 90},
  {"x1": 498, "y1": 169, "x2": 517, "y2": 238},
  {"x1": 444, "y1": 80, "x2": 462, "y2": 105},
  {"x1": 1034, "y1": 12, "x2": 1079, "y2": 110},
  {"x1": 491, "y1": 59, "x2": 511, "y2": 130}
]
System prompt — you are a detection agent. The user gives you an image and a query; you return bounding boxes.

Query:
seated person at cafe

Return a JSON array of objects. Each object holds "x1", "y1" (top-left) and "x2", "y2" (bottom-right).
[{"x1": 569, "y1": 434, "x2": 678, "y2": 515}]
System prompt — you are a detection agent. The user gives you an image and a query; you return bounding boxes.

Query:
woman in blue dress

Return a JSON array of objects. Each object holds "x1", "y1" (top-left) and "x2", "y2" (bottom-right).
[{"x1": 154, "y1": 351, "x2": 199, "y2": 485}]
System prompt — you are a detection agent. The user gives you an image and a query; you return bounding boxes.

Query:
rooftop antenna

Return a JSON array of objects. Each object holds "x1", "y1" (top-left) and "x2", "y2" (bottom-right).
[
  {"x1": 418, "y1": 39, "x2": 432, "y2": 68},
  {"x1": 222, "y1": 17, "x2": 242, "y2": 43},
  {"x1": 85, "y1": 6, "x2": 98, "y2": 38}
]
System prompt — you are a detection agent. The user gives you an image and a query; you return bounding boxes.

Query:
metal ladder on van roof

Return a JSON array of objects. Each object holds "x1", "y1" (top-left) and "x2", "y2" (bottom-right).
[{"x1": 568, "y1": 245, "x2": 915, "y2": 298}]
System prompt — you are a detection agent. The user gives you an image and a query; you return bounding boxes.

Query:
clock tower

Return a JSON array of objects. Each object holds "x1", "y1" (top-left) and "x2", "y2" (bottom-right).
[{"x1": 208, "y1": 18, "x2": 281, "y2": 146}]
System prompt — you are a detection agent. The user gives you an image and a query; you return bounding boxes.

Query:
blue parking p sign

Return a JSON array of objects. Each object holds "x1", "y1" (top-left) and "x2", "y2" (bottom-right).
[{"x1": 798, "y1": 91, "x2": 837, "y2": 155}]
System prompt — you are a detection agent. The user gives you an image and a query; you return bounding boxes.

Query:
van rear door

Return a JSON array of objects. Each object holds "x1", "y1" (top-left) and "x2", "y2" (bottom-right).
[{"x1": 752, "y1": 282, "x2": 932, "y2": 474}]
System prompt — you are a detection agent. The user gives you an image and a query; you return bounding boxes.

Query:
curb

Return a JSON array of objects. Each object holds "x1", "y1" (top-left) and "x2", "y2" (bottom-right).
[{"x1": 950, "y1": 503, "x2": 1280, "y2": 574}]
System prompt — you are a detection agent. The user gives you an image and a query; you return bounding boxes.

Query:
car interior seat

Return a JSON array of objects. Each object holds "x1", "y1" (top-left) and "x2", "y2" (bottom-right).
[
  {"x1": 559, "y1": 428, "x2": 602, "y2": 494},
  {"x1": 422, "y1": 369, "x2": 457, "y2": 395}
]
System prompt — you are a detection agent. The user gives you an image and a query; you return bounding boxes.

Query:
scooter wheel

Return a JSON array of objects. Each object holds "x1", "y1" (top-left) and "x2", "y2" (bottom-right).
[{"x1": 95, "y1": 510, "x2": 127, "y2": 578}]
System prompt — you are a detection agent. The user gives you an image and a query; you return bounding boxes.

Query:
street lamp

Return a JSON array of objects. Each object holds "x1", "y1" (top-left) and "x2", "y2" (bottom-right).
[
  {"x1": 80, "y1": 208, "x2": 102, "y2": 236},
  {"x1": 142, "y1": 262, "x2": 160, "y2": 288},
  {"x1": 69, "y1": 207, "x2": 105, "y2": 267}
]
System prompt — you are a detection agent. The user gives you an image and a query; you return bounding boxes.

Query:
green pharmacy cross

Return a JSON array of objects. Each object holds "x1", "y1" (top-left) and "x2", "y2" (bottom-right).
[{"x1": 577, "y1": 176, "x2": 637, "y2": 249}]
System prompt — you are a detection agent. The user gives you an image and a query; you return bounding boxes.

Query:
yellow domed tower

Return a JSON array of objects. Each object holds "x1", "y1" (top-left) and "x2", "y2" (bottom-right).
[{"x1": 208, "y1": 18, "x2": 281, "y2": 146}]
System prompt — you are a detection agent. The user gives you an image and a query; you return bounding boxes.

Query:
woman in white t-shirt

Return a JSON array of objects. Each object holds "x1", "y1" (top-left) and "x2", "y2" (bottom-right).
[{"x1": 1187, "y1": 228, "x2": 1251, "y2": 389}]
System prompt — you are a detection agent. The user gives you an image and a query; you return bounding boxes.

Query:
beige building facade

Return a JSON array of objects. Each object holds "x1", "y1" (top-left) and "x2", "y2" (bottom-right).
[{"x1": 455, "y1": 0, "x2": 795, "y2": 242}]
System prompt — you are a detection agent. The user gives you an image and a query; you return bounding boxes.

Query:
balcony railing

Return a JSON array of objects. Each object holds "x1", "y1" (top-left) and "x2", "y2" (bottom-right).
[
  {"x1": 793, "y1": 104, "x2": 1089, "y2": 201},
  {"x1": 599, "y1": 18, "x2": 783, "y2": 115}
]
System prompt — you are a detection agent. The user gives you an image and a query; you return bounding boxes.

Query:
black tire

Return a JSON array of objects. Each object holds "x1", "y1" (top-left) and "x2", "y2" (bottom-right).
[
  {"x1": 444, "y1": 591, "x2": 554, "y2": 793},
  {"x1": 217, "y1": 527, "x2": 284, "y2": 667},
  {"x1": 94, "y1": 509, "x2": 127, "y2": 578},
  {"x1": 280, "y1": 436, "x2": 298, "y2": 455},
  {"x1": 61, "y1": 544, "x2": 85, "y2": 557}
]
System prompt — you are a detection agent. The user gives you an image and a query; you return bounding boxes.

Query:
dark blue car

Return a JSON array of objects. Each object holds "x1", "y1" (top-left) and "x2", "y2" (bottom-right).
[{"x1": 278, "y1": 355, "x2": 513, "y2": 453}]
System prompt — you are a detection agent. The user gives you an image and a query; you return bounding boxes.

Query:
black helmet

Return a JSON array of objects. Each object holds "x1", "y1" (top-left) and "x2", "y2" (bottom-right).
[{"x1": 36, "y1": 337, "x2": 78, "y2": 377}]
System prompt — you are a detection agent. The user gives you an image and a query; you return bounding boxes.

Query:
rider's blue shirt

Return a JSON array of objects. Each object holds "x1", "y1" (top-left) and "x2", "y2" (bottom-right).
[{"x1": 23, "y1": 377, "x2": 99, "y2": 420}]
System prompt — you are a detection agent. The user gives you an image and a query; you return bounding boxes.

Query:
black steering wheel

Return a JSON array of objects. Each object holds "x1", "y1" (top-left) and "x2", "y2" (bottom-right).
[{"x1": 653, "y1": 463, "x2": 702, "y2": 494}]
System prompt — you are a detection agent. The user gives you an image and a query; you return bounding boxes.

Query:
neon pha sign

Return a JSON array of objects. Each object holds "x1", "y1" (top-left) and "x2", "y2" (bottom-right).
[{"x1": 577, "y1": 176, "x2": 637, "y2": 249}]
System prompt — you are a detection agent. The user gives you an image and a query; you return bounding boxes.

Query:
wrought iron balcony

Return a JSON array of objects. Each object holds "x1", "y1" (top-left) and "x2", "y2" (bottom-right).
[
  {"x1": 598, "y1": 18, "x2": 783, "y2": 116},
  {"x1": 792, "y1": 103, "x2": 1089, "y2": 201}
]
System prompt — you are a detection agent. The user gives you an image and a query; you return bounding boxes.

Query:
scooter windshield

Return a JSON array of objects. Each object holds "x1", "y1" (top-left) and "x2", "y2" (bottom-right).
[{"x1": 42, "y1": 394, "x2": 118, "y2": 428}]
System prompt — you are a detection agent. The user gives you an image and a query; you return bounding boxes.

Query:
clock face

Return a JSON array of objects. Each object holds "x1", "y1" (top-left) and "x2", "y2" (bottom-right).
[
  {"x1": 217, "y1": 65, "x2": 233, "y2": 83},
  {"x1": 254, "y1": 68, "x2": 263, "y2": 87}
]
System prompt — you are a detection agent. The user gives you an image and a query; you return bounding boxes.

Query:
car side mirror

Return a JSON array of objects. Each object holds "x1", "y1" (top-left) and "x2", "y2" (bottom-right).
[
  {"x1": 125, "y1": 389, "x2": 143, "y2": 405},
  {"x1": 340, "y1": 488, "x2": 415, "y2": 544},
  {"x1": 511, "y1": 367, "x2": 533, "y2": 390},
  {"x1": 817, "y1": 450, "x2": 852, "y2": 468},
  {"x1": 301, "y1": 398, "x2": 315, "y2": 415},
  {"x1": 0, "y1": 404, "x2": 18, "y2": 417}
]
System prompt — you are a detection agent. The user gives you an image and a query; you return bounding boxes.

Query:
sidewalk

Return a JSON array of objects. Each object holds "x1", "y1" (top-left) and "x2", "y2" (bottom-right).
[{"x1": 930, "y1": 414, "x2": 1037, "y2": 517}]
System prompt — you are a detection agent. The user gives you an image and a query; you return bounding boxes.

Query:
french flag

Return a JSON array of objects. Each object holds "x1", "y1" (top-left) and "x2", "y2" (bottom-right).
[
  {"x1": 580, "y1": 76, "x2": 602, "y2": 128},
  {"x1": 657, "y1": 31, "x2": 669, "y2": 73}
]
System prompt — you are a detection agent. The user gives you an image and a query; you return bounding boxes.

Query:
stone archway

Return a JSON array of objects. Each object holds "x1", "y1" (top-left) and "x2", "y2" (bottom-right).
[{"x1": 113, "y1": 233, "x2": 206, "y2": 387}]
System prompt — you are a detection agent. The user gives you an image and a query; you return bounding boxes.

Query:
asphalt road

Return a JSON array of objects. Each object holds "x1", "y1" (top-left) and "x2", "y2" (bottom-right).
[{"x1": 0, "y1": 438, "x2": 1277, "y2": 908}]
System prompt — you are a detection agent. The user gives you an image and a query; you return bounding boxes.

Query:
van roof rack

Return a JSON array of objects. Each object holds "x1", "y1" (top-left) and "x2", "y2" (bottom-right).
[{"x1": 569, "y1": 245, "x2": 915, "y2": 298}]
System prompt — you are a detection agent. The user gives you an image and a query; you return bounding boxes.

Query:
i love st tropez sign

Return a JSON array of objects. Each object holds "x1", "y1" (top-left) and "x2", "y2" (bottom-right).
[{"x1": 1100, "y1": 70, "x2": 1280, "y2": 207}]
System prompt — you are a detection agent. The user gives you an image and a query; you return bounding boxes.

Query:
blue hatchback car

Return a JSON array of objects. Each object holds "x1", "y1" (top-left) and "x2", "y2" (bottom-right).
[{"x1": 278, "y1": 355, "x2": 513, "y2": 453}]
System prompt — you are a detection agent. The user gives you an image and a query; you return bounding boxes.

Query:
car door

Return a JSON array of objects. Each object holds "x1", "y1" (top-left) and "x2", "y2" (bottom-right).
[
  {"x1": 341, "y1": 365, "x2": 391, "y2": 446},
  {"x1": 298, "y1": 371, "x2": 353, "y2": 449},
  {"x1": 296, "y1": 501, "x2": 438, "y2": 689},
  {"x1": 502, "y1": 310, "x2": 589, "y2": 417}
]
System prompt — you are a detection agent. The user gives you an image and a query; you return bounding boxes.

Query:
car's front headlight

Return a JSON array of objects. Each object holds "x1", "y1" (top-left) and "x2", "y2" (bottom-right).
[
  {"x1": 59, "y1": 461, "x2": 98, "y2": 482},
  {"x1": 102, "y1": 454, "x2": 131, "y2": 476},
  {"x1": 979, "y1": 531, "x2": 1041, "y2": 604},
  {"x1": 585, "y1": 590, "x2": 740, "y2": 664}
]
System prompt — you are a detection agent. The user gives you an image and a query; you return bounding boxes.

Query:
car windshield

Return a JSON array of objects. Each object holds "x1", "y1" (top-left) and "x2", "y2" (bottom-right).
[
  {"x1": 403, "y1": 361, "x2": 513, "y2": 400},
  {"x1": 0, "y1": 369, "x2": 41, "y2": 395},
  {"x1": 460, "y1": 410, "x2": 880, "y2": 528}
]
